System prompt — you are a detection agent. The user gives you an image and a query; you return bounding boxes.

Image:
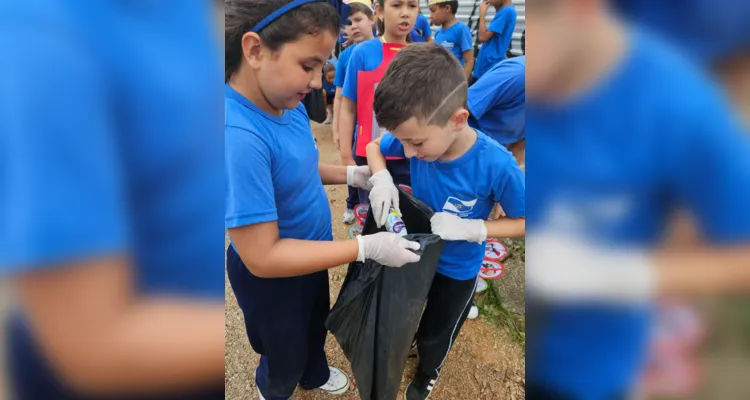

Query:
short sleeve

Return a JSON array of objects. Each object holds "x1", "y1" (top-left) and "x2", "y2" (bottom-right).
[
  {"x1": 225, "y1": 127, "x2": 278, "y2": 229},
  {"x1": 0, "y1": 21, "x2": 129, "y2": 272},
  {"x1": 334, "y1": 46, "x2": 352, "y2": 88},
  {"x1": 379, "y1": 133, "x2": 406, "y2": 158},
  {"x1": 468, "y1": 63, "x2": 524, "y2": 119},
  {"x1": 342, "y1": 46, "x2": 363, "y2": 101},
  {"x1": 489, "y1": 9, "x2": 509, "y2": 34},
  {"x1": 668, "y1": 95, "x2": 750, "y2": 243},
  {"x1": 459, "y1": 24, "x2": 474, "y2": 53},
  {"x1": 492, "y1": 159, "x2": 526, "y2": 218}
]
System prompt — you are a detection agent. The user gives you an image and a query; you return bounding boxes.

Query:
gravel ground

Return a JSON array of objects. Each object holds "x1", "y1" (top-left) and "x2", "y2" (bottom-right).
[{"x1": 224, "y1": 123, "x2": 526, "y2": 400}]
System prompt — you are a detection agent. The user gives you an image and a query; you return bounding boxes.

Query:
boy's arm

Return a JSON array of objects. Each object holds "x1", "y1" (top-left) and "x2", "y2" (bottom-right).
[
  {"x1": 485, "y1": 217, "x2": 525, "y2": 238},
  {"x1": 463, "y1": 50, "x2": 475, "y2": 80},
  {"x1": 339, "y1": 97, "x2": 357, "y2": 165},
  {"x1": 477, "y1": 3, "x2": 495, "y2": 43},
  {"x1": 366, "y1": 135, "x2": 404, "y2": 227}
]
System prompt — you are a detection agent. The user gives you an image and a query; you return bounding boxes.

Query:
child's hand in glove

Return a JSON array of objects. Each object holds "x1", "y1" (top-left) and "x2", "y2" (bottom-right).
[
  {"x1": 430, "y1": 212, "x2": 487, "y2": 244},
  {"x1": 368, "y1": 169, "x2": 400, "y2": 228},
  {"x1": 356, "y1": 232, "x2": 421, "y2": 267},
  {"x1": 346, "y1": 166, "x2": 373, "y2": 190}
]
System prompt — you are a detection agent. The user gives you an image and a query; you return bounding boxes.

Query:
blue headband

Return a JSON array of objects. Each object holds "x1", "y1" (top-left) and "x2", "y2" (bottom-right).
[{"x1": 251, "y1": 0, "x2": 325, "y2": 33}]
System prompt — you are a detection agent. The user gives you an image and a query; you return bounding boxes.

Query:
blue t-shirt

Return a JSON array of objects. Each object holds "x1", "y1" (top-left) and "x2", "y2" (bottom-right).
[
  {"x1": 473, "y1": 5, "x2": 516, "y2": 79},
  {"x1": 612, "y1": 0, "x2": 750, "y2": 64},
  {"x1": 335, "y1": 43, "x2": 356, "y2": 88},
  {"x1": 381, "y1": 131, "x2": 525, "y2": 280},
  {"x1": 1, "y1": 2, "x2": 224, "y2": 397},
  {"x1": 468, "y1": 56, "x2": 525, "y2": 145},
  {"x1": 225, "y1": 85, "x2": 333, "y2": 243},
  {"x1": 526, "y1": 31, "x2": 750, "y2": 399},
  {"x1": 435, "y1": 21, "x2": 473, "y2": 67},
  {"x1": 410, "y1": 13, "x2": 432, "y2": 43},
  {"x1": 343, "y1": 38, "x2": 387, "y2": 102}
]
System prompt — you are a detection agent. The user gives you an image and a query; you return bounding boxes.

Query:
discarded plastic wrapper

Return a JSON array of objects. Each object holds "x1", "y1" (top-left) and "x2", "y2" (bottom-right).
[{"x1": 385, "y1": 208, "x2": 407, "y2": 237}]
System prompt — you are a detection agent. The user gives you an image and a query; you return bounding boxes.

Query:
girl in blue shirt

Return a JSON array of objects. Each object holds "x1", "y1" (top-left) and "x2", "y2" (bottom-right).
[{"x1": 224, "y1": 1, "x2": 421, "y2": 399}]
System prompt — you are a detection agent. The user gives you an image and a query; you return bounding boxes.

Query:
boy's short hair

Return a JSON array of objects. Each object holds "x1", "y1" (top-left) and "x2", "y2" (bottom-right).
[
  {"x1": 374, "y1": 43, "x2": 467, "y2": 130},
  {"x1": 429, "y1": 0, "x2": 458, "y2": 14},
  {"x1": 348, "y1": 2, "x2": 374, "y2": 19},
  {"x1": 323, "y1": 61, "x2": 336, "y2": 74}
]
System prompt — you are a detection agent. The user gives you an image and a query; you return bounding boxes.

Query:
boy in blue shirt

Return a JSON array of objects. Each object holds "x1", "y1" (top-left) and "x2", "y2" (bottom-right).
[
  {"x1": 366, "y1": 43, "x2": 525, "y2": 400},
  {"x1": 525, "y1": 1, "x2": 750, "y2": 399},
  {"x1": 333, "y1": 0, "x2": 377, "y2": 224},
  {"x1": 429, "y1": 0, "x2": 474, "y2": 79},
  {"x1": 410, "y1": 12, "x2": 433, "y2": 43},
  {"x1": 472, "y1": 0, "x2": 516, "y2": 84},
  {"x1": 468, "y1": 56, "x2": 525, "y2": 166}
]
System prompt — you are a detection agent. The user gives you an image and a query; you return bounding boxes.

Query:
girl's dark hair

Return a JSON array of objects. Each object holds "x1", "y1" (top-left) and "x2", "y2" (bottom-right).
[
  {"x1": 323, "y1": 61, "x2": 336, "y2": 74},
  {"x1": 225, "y1": 0, "x2": 340, "y2": 82},
  {"x1": 376, "y1": 0, "x2": 412, "y2": 42}
]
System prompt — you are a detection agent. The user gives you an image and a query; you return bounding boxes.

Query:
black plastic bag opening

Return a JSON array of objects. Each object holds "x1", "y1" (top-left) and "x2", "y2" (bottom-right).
[{"x1": 326, "y1": 189, "x2": 444, "y2": 400}]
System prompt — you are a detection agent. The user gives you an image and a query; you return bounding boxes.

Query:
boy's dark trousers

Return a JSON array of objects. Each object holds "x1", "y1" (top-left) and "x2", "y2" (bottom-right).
[
  {"x1": 226, "y1": 245, "x2": 330, "y2": 400},
  {"x1": 414, "y1": 273, "x2": 477, "y2": 380}
]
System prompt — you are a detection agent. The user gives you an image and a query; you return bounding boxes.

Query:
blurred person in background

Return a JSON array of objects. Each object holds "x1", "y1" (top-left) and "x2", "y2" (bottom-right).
[
  {"x1": 525, "y1": 1, "x2": 750, "y2": 399},
  {"x1": 0, "y1": 2, "x2": 225, "y2": 399},
  {"x1": 611, "y1": 0, "x2": 750, "y2": 126},
  {"x1": 471, "y1": 0, "x2": 517, "y2": 85}
]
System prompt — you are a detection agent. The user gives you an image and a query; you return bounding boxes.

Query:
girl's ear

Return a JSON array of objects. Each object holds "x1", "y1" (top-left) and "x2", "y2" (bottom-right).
[
  {"x1": 241, "y1": 32, "x2": 264, "y2": 69},
  {"x1": 375, "y1": 3, "x2": 384, "y2": 20},
  {"x1": 450, "y1": 108, "x2": 470, "y2": 130}
]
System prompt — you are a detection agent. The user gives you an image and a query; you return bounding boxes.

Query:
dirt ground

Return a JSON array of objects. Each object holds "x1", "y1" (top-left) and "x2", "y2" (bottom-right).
[{"x1": 224, "y1": 123, "x2": 526, "y2": 400}]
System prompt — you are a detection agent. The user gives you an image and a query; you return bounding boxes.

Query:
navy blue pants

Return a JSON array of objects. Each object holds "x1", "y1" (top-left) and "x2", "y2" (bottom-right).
[{"x1": 226, "y1": 245, "x2": 330, "y2": 400}]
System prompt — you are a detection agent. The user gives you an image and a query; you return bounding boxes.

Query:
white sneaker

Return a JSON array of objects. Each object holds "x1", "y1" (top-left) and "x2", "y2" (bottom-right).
[
  {"x1": 317, "y1": 366, "x2": 350, "y2": 395},
  {"x1": 467, "y1": 305, "x2": 479, "y2": 320},
  {"x1": 475, "y1": 278, "x2": 488, "y2": 293},
  {"x1": 257, "y1": 387, "x2": 266, "y2": 400},
  {"x1": 342, "y1": 209, "x2": 356, "y2": 225}
]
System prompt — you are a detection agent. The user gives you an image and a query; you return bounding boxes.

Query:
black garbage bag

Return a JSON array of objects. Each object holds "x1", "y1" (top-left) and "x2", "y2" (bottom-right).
[
  {"x1": 326, "y1": 189, "x2": 444, "y2": 400},
  {"x1": 302, "y1": 88, "x2": 327, "y2": 123}
]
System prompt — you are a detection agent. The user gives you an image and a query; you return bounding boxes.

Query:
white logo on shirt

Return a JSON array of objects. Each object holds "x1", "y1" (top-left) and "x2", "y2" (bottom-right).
[
  {"x1": 440, "y1": 40, "x2": 455, "y2": 49},
  {"x1": 442, "y1": 197, "x2": 477, "y2": 217}
]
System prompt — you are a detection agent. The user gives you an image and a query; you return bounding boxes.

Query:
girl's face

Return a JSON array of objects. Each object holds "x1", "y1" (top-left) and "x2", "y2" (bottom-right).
[
  {"x1": 246, "y1": 31, "x2": 338, "y2": 113},
  {"x1": 379, "y1": 0, "x2": 418, "y2": 40}
]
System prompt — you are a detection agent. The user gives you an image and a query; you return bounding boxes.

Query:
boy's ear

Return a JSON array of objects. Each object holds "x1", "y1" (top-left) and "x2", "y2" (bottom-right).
[
  {"x1": 241, "y1": 32, "x2": 265, "y2": 69},
  {"x1": 449, "y1": 108, "x2": 470, "y2": 130}
]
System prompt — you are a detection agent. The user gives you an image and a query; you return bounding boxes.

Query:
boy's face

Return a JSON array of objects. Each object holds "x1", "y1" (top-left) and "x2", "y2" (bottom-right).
[
  {"x1": 428, "y1": 4, "x2": 451, "y2": 26},
  {"x1": 324, "y1": 70, "x2": 336, "y2": 84},
  {"x1": 349, "y1": 11, "x2": 375, "y2": 43},
  {"x1": 389, "y1": 114, "x2": 464, "y2": 162}
]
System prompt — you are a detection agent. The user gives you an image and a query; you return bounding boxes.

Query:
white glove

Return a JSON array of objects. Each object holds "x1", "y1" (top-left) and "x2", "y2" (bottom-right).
[
  {"x1": 430, "y1": 212, "x2": 487, "y2": 244},
  {"x1": 368, "y1": 169, "x2": 400, "y2": 228},
  {"x1": 526, "y1": 231, "x2": 655, "y2": 305},
  {"x1": 356, "y1": 232, "x2": 421, "y2": 267},
  {"x1": 346, "y1": 165, "x2": 373, "y2": 190}
]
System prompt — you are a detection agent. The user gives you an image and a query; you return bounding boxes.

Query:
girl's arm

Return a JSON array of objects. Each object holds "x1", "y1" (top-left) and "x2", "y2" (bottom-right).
[
  {"x1": 463, "y1": 50, "x2": 475, "y2": 80},
  {"x1": 230, "y1": 222, "x2": 359, "y2": 278},
  {"x1": 332, "y1": 87, "x2": 344, "y2": 149},
  {"x1": 339, "y1": 97, "x2": 357, "y2": 166},
  {"x1": 366, "y1": 137, "x2": 387, "y2": 173},
  {"x1": 318, "y1": 164, "x2": 347, "y2": 185},
  {"x1": 17, "y1": 259, "x2": 224, "y2": 397}
]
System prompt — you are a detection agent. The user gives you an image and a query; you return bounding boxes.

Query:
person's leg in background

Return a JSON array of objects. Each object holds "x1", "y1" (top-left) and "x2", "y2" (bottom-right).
[
  {"x1": 406, "y1": 274, "x2": 477, "y2": 400},
  {"x1": 386, "y1": 158, "x2": 411, "y2": 189}
]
